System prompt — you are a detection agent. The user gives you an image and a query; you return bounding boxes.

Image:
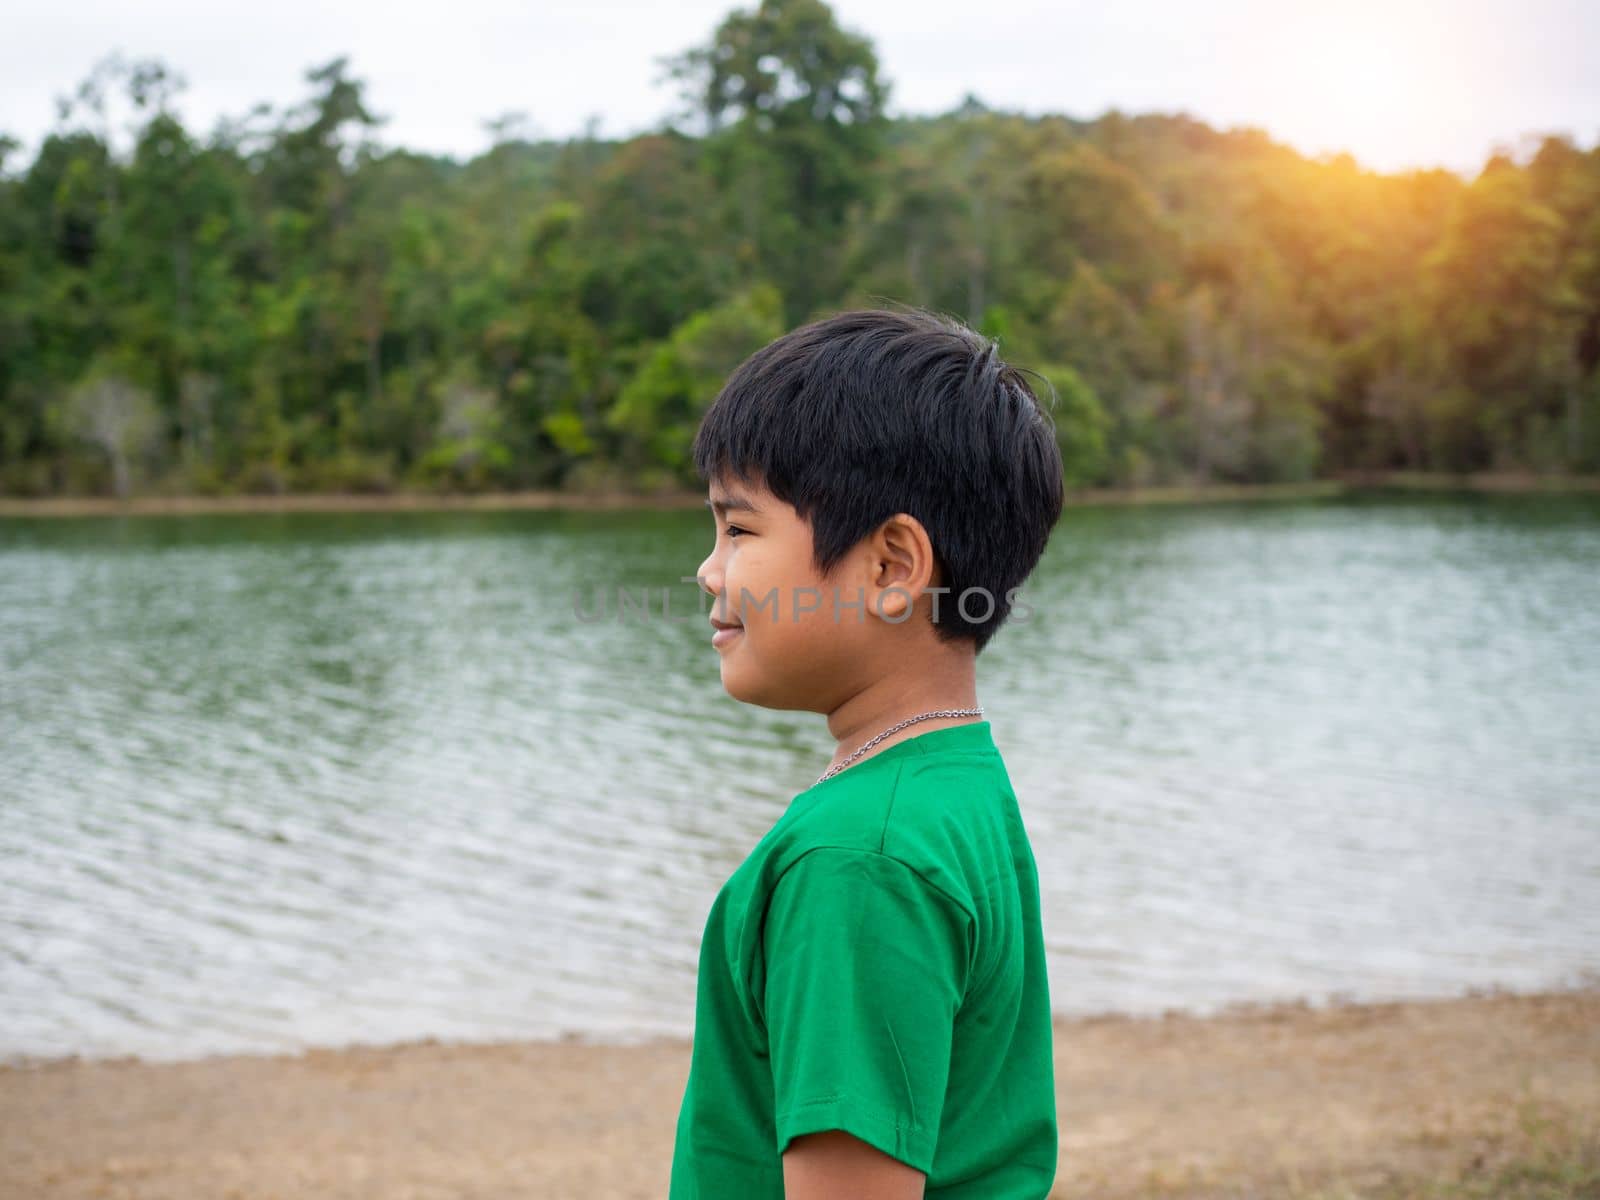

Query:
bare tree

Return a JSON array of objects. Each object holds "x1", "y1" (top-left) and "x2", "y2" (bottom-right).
[
  {"x1": 434, "y1": 373, "x2": 500, "y2": 477},
  {"x1": 178, "y1": 372, "x2": 219, "y2": 468},
  {"x1": 1183, "y1": 286, "x2": 1251, "y2": 483},
  {"x1": 66, "y1": 374, "x2": 160, "y2": 497}
]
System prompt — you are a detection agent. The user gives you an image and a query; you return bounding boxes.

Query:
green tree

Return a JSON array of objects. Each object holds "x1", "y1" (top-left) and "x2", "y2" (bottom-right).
[
  {"x1": 1032, "y1": 364, "x2": 1111, "y2": 488},
  {"x1": 666, "y1": 0, "x2": 887, "y2": 320},
  {"x1": 3, "y1": 25, "x2": 1598, "y2": 499},
  {"x1": 1424, "y1": 160, "x2": 1566, "y2": 469},
  {"x1": 608, "y1": 286, "x2": 784, "y2": 482}
]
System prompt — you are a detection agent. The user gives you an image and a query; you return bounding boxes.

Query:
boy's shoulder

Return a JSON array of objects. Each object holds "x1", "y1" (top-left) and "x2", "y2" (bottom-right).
[{"x1": 743, "y1": 740, "x2": 1018, "y2": 916}]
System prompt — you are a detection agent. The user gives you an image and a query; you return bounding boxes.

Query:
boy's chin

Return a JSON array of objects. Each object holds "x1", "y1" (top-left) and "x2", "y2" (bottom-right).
[
  {"x1": 718, "y1": 660, "x2": 806, "y2": 712},
  {"x1": 718, "y1": 661, "x2": 767, "y2": 707}
]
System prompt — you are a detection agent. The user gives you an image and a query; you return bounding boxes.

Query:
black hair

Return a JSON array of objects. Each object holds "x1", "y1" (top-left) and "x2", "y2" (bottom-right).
[{"x1": 692, "y1": 307, "x2": 1065, "y2": 653}]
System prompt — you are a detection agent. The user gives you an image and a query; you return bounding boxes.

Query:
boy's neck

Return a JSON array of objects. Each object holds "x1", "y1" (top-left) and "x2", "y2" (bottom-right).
[{"x1": 823, "y1": 652, "x2": 980, "y2": 767}]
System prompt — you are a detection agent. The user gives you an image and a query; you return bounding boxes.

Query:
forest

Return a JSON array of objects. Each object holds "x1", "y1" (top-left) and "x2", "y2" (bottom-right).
[{"x1": 2, "y1": 0, "x2": 1598, "y2": 498}]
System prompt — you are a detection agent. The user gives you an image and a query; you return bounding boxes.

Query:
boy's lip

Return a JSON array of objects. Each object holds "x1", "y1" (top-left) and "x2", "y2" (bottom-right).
[{"x1": 709, "y1": 616, "x2": 744, "y2": 631}]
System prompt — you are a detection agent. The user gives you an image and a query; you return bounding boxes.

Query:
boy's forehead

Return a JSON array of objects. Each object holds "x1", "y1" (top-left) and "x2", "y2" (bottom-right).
[{"x1": 706, "y1": 474, "x2": 769, "y2": 512}]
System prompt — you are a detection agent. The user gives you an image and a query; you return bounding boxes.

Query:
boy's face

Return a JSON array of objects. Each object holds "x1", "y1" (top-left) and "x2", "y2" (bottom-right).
[{"x1": 696, "y1": 473, "x2": 876, "y2": 711}]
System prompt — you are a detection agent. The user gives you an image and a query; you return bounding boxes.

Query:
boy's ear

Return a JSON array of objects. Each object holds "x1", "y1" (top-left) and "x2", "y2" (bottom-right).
[{"x1": 868, "y1": 513, "x2": 935, "y2": 622}]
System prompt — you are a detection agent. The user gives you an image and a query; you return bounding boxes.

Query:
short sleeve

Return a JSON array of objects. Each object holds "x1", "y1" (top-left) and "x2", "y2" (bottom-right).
[{"x1": 761, "y1": 847, "x2": 971, "y2": 1173}]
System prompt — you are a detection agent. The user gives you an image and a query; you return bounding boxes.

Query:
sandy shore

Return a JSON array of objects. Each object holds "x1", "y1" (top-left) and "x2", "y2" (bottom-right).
[
  {"x1": 2, "y1": 472, "x2": 1597, "y2": 520},
  {"x1": 3, "y1": 987, "x2": 1596, "y2": 1199}
]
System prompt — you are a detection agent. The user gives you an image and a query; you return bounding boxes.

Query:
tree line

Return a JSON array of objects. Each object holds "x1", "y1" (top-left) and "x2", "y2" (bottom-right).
[{"x1": 2, "y1": 0, "x2": 1598, "y2": 499}]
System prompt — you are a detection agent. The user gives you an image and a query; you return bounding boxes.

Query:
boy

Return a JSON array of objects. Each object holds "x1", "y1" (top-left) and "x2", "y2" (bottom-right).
[{"x1": 669, "y1": 308, "x2": 1064, "y2": 1198}]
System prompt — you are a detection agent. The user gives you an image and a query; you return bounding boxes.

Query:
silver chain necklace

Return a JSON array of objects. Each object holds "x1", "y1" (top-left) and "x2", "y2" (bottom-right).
[{"x1": 815, "y1": 707, "x2": 984, "y2": 786}]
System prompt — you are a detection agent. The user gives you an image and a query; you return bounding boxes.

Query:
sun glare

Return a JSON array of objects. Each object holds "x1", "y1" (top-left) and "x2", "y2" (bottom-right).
[{"x1": 1265, "y1": 5, "x2": 1472, "y2": 171}]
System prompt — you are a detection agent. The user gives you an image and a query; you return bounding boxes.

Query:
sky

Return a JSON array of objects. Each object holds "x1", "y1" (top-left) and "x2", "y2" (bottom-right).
[{"x1": 2, "y1": 0, "x2": 1596, "y2": 175}]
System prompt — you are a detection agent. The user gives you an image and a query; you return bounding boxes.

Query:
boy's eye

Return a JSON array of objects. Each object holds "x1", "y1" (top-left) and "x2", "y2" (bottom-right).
[{"x1": 724, "y1": 524, "x2": 749, "y2": 539}]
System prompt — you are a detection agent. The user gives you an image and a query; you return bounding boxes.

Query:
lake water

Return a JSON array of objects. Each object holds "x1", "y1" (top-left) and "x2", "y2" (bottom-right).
[{"x1": 2, "y1": 492, "x2": 1598, "y2": 1063}]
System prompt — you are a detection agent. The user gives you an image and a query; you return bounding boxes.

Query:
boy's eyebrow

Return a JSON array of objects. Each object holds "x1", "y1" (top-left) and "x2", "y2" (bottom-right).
[{"x1": 706, "y1": 494, "x2": 761, "y2": 516}]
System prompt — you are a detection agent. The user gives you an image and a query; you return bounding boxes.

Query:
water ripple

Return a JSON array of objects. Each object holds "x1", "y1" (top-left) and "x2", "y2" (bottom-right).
[{"x1": 2, "y1": 495, "x2": 1598, "y2": 1061}]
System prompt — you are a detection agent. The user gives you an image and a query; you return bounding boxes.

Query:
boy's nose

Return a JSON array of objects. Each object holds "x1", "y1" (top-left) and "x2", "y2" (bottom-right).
[{"x1": 696, "y1": 553, "x2": 723, "y2": 598}]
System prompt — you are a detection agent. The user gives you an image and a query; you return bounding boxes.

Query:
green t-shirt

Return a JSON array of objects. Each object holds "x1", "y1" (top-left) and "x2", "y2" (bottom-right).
[{"x1": 669, "y1": 721, "x2": 1058, "y2": 1198}]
